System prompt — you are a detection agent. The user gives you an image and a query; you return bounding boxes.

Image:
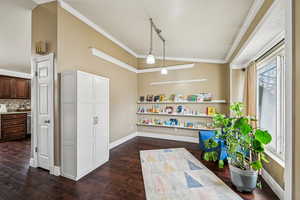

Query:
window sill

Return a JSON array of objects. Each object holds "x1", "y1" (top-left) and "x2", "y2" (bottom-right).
[{"x1": 265, "y1": 149, "x2": 285, "y2": 168}]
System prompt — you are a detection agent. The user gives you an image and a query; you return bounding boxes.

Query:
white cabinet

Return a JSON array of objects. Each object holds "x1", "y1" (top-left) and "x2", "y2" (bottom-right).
[{"x1": 61, "y1": 70, "x2": 109, "y2": 181}]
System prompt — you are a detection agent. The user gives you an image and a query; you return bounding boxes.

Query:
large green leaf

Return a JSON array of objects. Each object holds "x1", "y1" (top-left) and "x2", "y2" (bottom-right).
[
  {"x1": 255, "y1": 130, "x2": 272, "y2": 144},
  {"x1": 252, "y1": 139, "x2": 265, "y2": 152},
  {"x1": 251, "y1": 160, "x2": 263, "y2": 171}
]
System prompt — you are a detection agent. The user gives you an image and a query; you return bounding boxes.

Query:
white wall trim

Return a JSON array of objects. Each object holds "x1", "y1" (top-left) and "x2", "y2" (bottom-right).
[
  {"x1": 109, "y1": 132, "x2": 138, "y2": 149},
  {"x1": 51, "y1": 166, "x2": 61, "y2": 176},
  {"x1": 150, "y1": 79, "x2": 207, "y2": 86},
  {"x1": 91, "y1": 48, "x2": 138, "y2": 73},
  {"x1": 29, "y1": 158, "x2": 37, "y2": 168},
  {"x1": 284, "y1": 0, "x2": 293, "y2": 199},
  {"x1": 261, "y1": 169, "x2": 284, "y2": 200},
  {"x1": 230, "y1": 0, "x2": 281, "y2": 66},
  {"x1": 58, "y1": 0, "x2": 138, "y2": 57},
  {"x1": 0, "y1": 69, "x2": 32, "y2": 79},
  {"x1": 137, "y1": 55, "x2": 226, "y2": 64},
  {"x1": 32, "y1": 0, "x2": 55, "y2": 4},
  {"x1": 138, "y1": 64, "x2": 195, "y2": 73},
  {"x1": 137, "y1": 132, "x2": 198, "y2": 143},
  {"x1": 91, "y1": 48, "x2": 196, "y2": 74},
  {"x1": 225, "y1": 0, "x2": 265, "y2": 62}
]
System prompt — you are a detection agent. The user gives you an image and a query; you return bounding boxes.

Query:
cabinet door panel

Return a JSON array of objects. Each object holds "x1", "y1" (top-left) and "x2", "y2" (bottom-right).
[
  {"x1": 15, "y1": 79, "x2": 29, "y2": 99},
  {"x1": 0, "y1": 77, "x2": 12, "y2": 98}
]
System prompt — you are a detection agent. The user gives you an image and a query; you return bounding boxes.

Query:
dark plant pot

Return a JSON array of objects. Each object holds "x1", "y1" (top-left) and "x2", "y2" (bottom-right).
[{"x1": 229, "y1": 164, "x2": 258, "y2": 192}]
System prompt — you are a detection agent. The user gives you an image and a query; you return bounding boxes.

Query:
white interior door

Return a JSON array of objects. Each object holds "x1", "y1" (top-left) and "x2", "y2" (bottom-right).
[
  {"x1": 34, "y1": 54, "x2": 54, "y2": 170},
  {"x1": 93, "y1": 76, "x2": 109, "y2": 168}
]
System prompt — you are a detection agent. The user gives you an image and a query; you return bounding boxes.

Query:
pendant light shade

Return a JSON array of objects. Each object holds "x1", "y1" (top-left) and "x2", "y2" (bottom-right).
[
  {"x1": 146, "y1": 54, "x2": 155, "y2": 64},
  {"x1": 161, "y1": 68, "x2": 168, "y2": 75}
]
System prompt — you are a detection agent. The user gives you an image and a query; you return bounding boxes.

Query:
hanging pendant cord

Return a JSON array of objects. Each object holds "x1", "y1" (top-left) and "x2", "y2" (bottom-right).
[
  {"x1": 163, "y1": 40, "x2": 166, "y2": 67},
  {"x1": 149, "y1": 18, "x2": 153, "y2": 54}
]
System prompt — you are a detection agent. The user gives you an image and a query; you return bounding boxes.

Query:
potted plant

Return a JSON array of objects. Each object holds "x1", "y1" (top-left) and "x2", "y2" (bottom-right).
[{"x1": 205, "y1": 102, "x2": 272, "y2": 192}]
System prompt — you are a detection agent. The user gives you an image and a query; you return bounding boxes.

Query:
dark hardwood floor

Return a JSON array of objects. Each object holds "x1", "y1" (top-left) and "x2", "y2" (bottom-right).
[{"x1": 0, "y1": 136, "x2": 279, "y2": 200}]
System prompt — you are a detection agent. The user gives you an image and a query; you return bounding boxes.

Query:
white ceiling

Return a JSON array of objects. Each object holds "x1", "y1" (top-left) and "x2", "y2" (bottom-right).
[
  {"x1": 231, "y1": 0, "x2": 285, "y2": 67},
  {"x1": 0, "y1": 0, "x2": 36, "y2": 73},
  {"x1": 63, "y1": 0, "x2": 255, "y2": 61}
]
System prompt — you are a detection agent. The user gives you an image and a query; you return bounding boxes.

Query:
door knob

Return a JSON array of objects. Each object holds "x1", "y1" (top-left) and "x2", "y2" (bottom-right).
[{"x1": 44, "y1": 120, "x2": 50, "y2": 123}]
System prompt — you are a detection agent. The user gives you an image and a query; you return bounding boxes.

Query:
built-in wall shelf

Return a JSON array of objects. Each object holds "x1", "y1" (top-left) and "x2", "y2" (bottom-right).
[
  {"x1": 136, "y1": 123, "x2": 215, "y2": 131},
  {"x1": 136, "y1": 112, "x2": 213, "y2": 118},
  {"x1": 137, "y1": 100, "x2": 227, "y2": 104}
]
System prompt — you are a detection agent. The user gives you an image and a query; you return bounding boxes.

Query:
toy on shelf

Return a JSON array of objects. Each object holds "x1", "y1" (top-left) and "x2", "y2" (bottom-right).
[{"x1": 207, "y1": 106, "x2": 216, "y2": 116}]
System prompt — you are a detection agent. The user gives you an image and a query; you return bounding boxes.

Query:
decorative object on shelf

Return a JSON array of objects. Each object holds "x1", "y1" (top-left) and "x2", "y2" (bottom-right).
[
  {"x1": 204, "y1": 102, "x2": 272, "y2": 192},
  {"x1": 159, "y1": 94, "x2": 166, "y2": 102},
  {"x1": 207, "y1": 106, "x2": 216, "y2": 116},
  {"x1": 139, "y1": 96, "x2": 145, "y2": 102},
  {"x1": 154, "y1": 95, "x2": 160, "y2": 102},
  {"x1": 146, "y1": 95, "x2": 154, "y2": 102},
  {"x1": 169, "y1": 94, "x2": 176, "y2": 102},
  {"x1": 187, "y1": 95, "x2": 197, "y2": 102},
  {"x1": 165, "y1": 106, "x2": 173, "y2": 114}
]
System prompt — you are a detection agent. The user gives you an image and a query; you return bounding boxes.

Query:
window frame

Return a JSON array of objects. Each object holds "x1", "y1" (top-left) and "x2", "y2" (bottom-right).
[{"x1": 256, "y1": 46, "x2": 285, "y2": 167}]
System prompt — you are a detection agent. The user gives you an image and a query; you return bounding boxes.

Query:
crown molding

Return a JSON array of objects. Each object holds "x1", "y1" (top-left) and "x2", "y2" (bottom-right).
[
  {"x1": 32, "y1": 0, "x2": 56, "y2": 4},
  {"x1": 225, "y1": 0, "x2": 265, "y2": 62},
  {"x1": 91, "y1": 48, "x2": 195, "y2": 74},
  {"x1": 91, "y1": 48, "x2": 138, "y2": 73},
  {"x1": 0, "y1": 69, "x2": 32, "y2": 79},
  {"x1": 230, "y1": 0, "x2": 282, "y2": 68},
  {"x1": 137, "y1": 55, "x2": 226, "y2": 64},
  {"x1": 58, "y1": 0, "x2": 138, "y2": 58}
]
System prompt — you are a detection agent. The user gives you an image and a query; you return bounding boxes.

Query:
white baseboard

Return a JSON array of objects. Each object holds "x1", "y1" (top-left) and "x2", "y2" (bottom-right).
[
  {"x1": 261, "y1": 169, "x2": 284, "y2": 200},
  {"x1": 137, "y1": 131, "x2": 198, "y2": 143},
  {"x1": 29, "y1": 158, "x2": 37, "y2": 168},
  {"x1": 109, "y1": 132, "x2": 138, "y2": 149},
  {"x1": 53, "y1": 166, "x2": 61, "y2": 176}
]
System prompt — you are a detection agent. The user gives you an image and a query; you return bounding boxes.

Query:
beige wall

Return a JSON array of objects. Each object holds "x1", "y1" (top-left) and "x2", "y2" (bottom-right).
[
  {"x1": 32, "y1": 3, "x2": 138, "y2": 165},
  {"x1": 230, "y1": 68, "x2": 245, "y2": 103},
  {"x1": 57, "y1": 6, "x2": 138, "y2": 150},
  {"x1": 31, "y1": 2, "x2": 57, "y2": 55},
  {"x1": 137, "y1": 59, "x2": 229, "y2": 137},
  {"x1": 293, "y1": 0, "x2": 300, "y2": 198}
]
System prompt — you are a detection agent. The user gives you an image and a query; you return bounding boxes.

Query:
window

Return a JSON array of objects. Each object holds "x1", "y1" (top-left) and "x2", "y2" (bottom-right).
[{"x1": 256, "y1": 47, "x2": 285, "y2": 163}]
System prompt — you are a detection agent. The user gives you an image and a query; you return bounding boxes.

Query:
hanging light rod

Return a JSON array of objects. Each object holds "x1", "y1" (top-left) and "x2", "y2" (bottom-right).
[{"x1": 149, "y1": 18, "x2": 165, "y2": 42}]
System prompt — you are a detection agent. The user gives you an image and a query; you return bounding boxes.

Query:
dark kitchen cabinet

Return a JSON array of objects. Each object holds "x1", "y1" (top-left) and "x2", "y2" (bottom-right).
[
  {"x1": 0, "y1": 76, "x2": 30, "y2": 99},
  {"x1": 0, "y1": 113, "x2": 27, "y2": 141},
  {"x1": 15, "y1": 79, "x2": 30, "y2": 99},
  {"x1": 0, "y1": 76, "x2": 13, "y2": 99}
]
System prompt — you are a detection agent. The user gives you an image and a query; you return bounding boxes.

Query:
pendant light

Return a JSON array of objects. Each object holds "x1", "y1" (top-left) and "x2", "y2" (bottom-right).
[
  {"x1": 146, "y1": 19, "x2": 155, "y2": 64},
  {"x1": 161, "y1": 40, "x2": 168, "y2": 75}
]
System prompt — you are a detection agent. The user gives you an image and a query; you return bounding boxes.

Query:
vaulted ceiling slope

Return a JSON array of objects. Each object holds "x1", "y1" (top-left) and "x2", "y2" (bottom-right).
[
  {"x1": 0, "y1": 0, "x2": 36, "y2": 73},
  {"x1": 62, "y1": 0, "x2": 255, "y2": 62}
]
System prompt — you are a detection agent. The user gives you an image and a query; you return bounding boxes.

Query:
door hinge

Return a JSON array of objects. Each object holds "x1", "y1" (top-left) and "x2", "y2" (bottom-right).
[
  {"x1": 35, "y1": 71, "x2": 38, "y2": 77},
  {"x1": 35, "y1": 147, "x2": 38, "y2": 153}
]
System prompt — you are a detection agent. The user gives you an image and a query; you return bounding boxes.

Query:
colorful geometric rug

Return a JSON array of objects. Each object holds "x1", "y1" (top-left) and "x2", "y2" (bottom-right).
[{"x1": 140, "y1": 148, "x2": 243, "y2": 200}]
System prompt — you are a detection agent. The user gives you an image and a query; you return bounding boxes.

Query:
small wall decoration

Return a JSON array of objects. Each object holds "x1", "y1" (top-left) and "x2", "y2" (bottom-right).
[{"x1": 35, "y1": 41, "x2": 48, "y2": 55}]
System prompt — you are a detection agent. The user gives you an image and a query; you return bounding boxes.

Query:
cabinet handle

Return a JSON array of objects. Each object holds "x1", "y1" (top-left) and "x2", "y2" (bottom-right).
[{"x1": 44, "y1": 120, "x2": 50, "y2": 124}]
